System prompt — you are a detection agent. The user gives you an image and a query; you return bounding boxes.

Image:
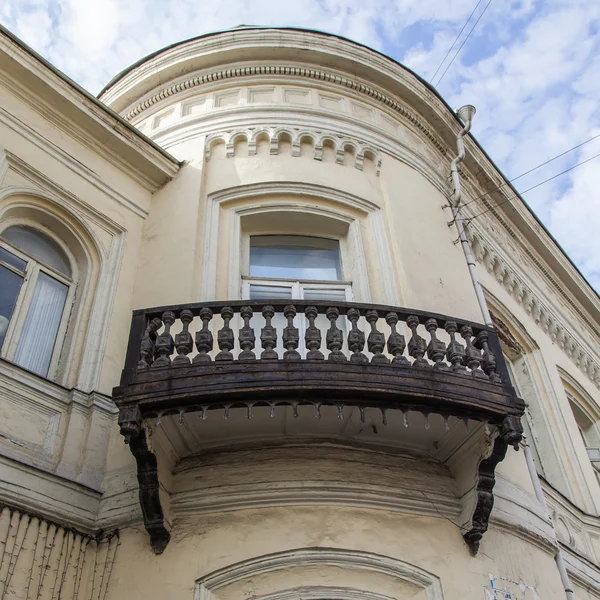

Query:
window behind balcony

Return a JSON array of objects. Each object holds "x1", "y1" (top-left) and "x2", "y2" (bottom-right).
[
  {"x1": 244, "y1": 235, "x2": 351, "y2": 301},
  {"x1": 0, "y1": 225, "x2": 72, "y2": 378}
]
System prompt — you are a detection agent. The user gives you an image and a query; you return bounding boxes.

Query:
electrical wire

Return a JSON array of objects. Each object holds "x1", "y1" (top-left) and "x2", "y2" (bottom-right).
[
  {"x1": 429, "y1": 0, "x2": 485, "y2": 83},
  {"x1": 458, "y1": 150, "x2": 600, "y2": 228},
  {"x1": 451, "y1": 132, "x2": 600, "y2": 212},
  {"x1": 434, "y1": 0, "x2": 494, "y2": 87}
]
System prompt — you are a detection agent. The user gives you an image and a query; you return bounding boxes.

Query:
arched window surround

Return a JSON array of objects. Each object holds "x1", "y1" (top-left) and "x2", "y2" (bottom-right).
[
  {"x1": 194, "y1": 547, "x2": 444, "y2": 600},
  {"x1": 0, "y1": 185, "x2": 125, "y2": 391},
  {"x1": 199, "y1": 182, "x2": 399, "y2": 305}
]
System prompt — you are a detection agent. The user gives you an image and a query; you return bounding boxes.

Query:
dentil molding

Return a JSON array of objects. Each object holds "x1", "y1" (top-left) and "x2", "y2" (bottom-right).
[
  {"x1": 121, "y1": 65, "x2": 447, "y2": 155},
  {"x1": 469, "y1": 228, "x2": 600, "y2": 390}
]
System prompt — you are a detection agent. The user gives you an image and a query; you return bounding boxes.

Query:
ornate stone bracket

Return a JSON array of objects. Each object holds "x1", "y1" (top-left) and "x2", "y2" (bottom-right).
[
  {"x1": 118, "y1": 404, "x2": 170, "y2": 554},
  {"x1": 463, "y1": 434, "x2": 510, "y2": 555}
]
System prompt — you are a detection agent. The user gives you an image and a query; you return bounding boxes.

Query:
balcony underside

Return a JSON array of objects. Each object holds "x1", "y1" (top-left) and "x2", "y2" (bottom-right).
[{"x1": 114, "y1": 361, "x2": 522, "y2": 423}]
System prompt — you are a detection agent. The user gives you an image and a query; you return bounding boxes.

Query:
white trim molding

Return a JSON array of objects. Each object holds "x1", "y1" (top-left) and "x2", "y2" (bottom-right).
[
  {"x1": 194, "y1": 547, "x2": 445, "y2": 600},
  {"x1": 0, "y1": 152, "x2": 127, "y2": 392},
  {"x1": 200, "y1": 182, "x2": 399, "y2": 305}
]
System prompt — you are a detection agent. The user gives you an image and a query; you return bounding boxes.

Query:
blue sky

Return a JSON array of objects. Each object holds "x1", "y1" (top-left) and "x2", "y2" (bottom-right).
[{"x1": 2, "y1": 0, "x2": 599, "y2": 292}]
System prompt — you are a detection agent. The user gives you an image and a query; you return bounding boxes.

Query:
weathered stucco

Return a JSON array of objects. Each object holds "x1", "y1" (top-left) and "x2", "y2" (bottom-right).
[{"x1": 1, "y1": 26, "x2": 600, "y2": 600}]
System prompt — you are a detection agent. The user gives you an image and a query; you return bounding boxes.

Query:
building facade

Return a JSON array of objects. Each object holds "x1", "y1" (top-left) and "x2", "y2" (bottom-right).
[{"x1": 1, "y1": 25, "x2": 600, "y2": 600}]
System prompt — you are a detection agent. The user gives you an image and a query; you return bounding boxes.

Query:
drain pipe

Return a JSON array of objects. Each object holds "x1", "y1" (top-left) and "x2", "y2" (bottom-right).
[
  {"x1": 449, "y1": 105, "x2": 493, "y2": 327},
  {"x1": 522, "y1": 438, "x2": 575, "y2": 599}
]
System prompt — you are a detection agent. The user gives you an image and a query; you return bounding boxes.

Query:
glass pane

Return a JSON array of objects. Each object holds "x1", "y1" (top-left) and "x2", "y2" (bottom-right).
[
  {"x1": 0, "y1": 247, "x2": 27, "y2": 272},
  {"x1": 250, "y1": 235, "x2": 341, "y2": 281},
  {"x1": 302, "y1": 288, "x2": 348, "y2": 302},
  {"x1": 1, "y1": 225, "x2": 71, "y2": 277},
  {"x1": 14, "y1": 272, "x2": 68, "y2": 377},
  {"x1": 0, "y1": 265, "x2": 24, "y2": 350},
  {"x1": 249, "y1": 284, "x2": 293, "y2": 300}
]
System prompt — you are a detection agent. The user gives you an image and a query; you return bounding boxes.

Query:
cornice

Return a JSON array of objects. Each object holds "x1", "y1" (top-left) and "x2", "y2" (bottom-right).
[
  {"x1": 471, "y1": 187, "x2": 600, "y2": 331},
  {"x1": 120, "y1": 65, "x2": 447, "y2": 156},
  {"x1": 469, "y1": 227, "x2": 600, "y2": 390},
  {"x1": 146, "y1": 103, "x2": 452, "y2": 198},
  {"x1": 0, "y1": 106, "x2": 149, "y2": 217},
  {"x1": 0, "y1": 33, "x2": 179, "y2": 191}
]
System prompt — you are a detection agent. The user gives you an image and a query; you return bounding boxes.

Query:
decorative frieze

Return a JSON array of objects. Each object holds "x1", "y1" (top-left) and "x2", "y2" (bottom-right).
[
  {"x1": 469, "y1": 229, "x2": 600, "y2": 389},
  {"x1": 122, "y1": 65, "x2": 447, "y2": 155},
  {"x1": 204, "y1": 125, "x2": 381, "y2": 174}
]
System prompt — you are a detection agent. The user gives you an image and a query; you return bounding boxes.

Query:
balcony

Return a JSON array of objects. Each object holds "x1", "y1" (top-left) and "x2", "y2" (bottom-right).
[{"x1": 112, "y1": 300, "x2": 525, "y2": 554}]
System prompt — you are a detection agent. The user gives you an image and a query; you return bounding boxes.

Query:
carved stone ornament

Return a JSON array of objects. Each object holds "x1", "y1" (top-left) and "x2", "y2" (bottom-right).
[
  {"x1": 463, "y1": 436, "x2": 508, "y2": 555},
  {"x1": 118, "y1": 405, "x2": 170, "y2": 554},
  {"x1": 470, "y1": 229, "x2": 600, "y2": 390}
]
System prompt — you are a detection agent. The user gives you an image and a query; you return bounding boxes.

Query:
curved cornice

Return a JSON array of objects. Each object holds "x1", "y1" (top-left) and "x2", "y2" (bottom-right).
[
  {"x1": 98, "y1": 29, "x2": 454, "y2": 136},
  {"x1": 116, "y1": 65, "x2": 447, "y2": 156}
]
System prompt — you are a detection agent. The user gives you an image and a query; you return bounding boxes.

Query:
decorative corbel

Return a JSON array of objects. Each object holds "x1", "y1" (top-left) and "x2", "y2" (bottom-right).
[
  {"x1": 118, "y1": 405, "x2": 170, "y2": 554},
  {"x1": 463, "y1": 435, "x2": 509, "y2": 555},
  {"x1": 501, "y1": 414, "x2": 524, "y2": 450}
]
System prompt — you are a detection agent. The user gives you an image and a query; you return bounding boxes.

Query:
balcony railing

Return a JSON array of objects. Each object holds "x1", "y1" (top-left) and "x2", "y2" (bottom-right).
[{"x1": 112, "y1": 300, "x2": 525, "y2": 554}]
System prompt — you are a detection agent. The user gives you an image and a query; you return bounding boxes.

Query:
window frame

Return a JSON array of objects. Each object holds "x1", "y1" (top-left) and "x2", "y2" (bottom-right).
[
  {"x1": 241, "y1": 276, "x2": 354, "y2": 302},
  {"x1": 0, "y1": 232, "x2": 75, "y2": 380},
  {"x1": 243, "y1": 233, "x2": 353, "y2": 302}
]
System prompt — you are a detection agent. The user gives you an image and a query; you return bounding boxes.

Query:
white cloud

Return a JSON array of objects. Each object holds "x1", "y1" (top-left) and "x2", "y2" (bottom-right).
[{"x1": 1, "y1": 0, "x2": 599, "y2": 292}]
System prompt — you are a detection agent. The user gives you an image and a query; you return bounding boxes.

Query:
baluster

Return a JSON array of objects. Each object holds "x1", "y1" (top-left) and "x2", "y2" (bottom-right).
[
  {"x1": 407, "y1": 316, "x2": 429, "y2": 368},
  {"x1": 347, "y1": 308, "x2": 367, "y2": 364},
  {"x1": 460, "y1": 325, "x2": 486, "y2": 379},
  {"x1": 283, "y1": 305, "x2": 300, "y2": 360},
  {"x1": 216, "y1": 307, "x2": 235, "y2": 361},
  {"x1": 326, "y1": 307, "x2": 346, "y2": 362},
  {"x1": 261, "y1": 305, "x2": 278, "y2": 360},
  {"x1": 367, "y1": 310, "x2": 389, "y2": 364},
  {"x1": 193, "y1": 307, "x2": 214, "y2": 363},
  {"x1": 138, "y1": 317, "x2": 162, "y2": 370},
  {"x1": 238, "y1": 306, "x2": 256, "y2": 361},
  {"x1": 305, "y1": 306, "x2": 324, "y2": 360},
  {"x1": 444, "y1": 321, "x2": 467, "y2": 374},
  {"x1": 425, "y1": 318, "x2": 448, "y2": 370},
  {"x1": 153, "y1": 311, "x2": 175, "y2": 368},
  {"x1": 385, "y1": 312, "x2": 409, "y2": 365},
  {"x1": 173, "y1": 309, "x2": 194, "y2": 366},
  {"x1": 476, "y1": 330, "x2": 500, "y2": 382}
]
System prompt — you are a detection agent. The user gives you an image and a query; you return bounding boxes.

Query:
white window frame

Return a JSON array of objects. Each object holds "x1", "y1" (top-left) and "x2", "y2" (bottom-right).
[
  {"x1": 0, "y1": 236, "x2": 74, "y2": 379},
  {"x1": 241, "y1": 277, "x2": 353, "y2": 301}
]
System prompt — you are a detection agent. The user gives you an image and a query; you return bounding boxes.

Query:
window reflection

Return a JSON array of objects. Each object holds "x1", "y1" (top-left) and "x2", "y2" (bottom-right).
[{"x1": 250, "y1": 235, "x2": 342, "y2": 281}]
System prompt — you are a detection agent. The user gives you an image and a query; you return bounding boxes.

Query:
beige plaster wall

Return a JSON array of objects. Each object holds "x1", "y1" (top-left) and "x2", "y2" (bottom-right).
[
  {"x1": 3, "y1": 29, "x2": 600, "y2": 599},
  {"x1": 105, "y1": 507, "x2": 564, "y2": 600}
]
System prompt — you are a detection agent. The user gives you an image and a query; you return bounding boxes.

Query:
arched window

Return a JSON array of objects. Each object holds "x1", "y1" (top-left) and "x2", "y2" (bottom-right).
[
  {"x1": 0, "y1": 225, "x2": 73, "y2": 377},
  {"x1": 566, "y1": 390, "x2": 600, "y2": 487}
]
